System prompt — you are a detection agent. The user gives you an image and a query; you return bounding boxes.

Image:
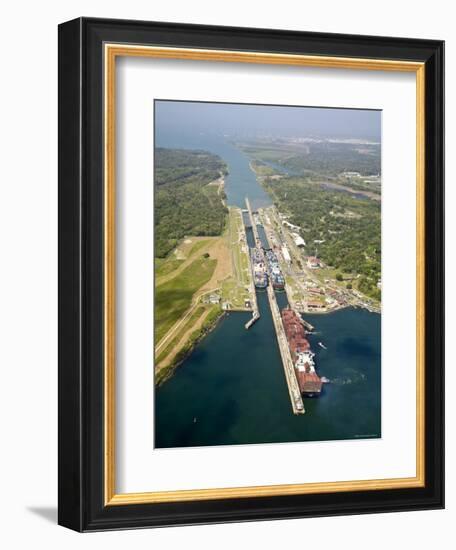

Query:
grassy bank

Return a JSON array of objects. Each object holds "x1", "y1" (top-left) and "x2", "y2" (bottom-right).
[
  {"x1": 219, "y1": 207, "x2": 252, "y2": 309},
  {"x1": 155, "y1": 306, "x2": 224, "y2": 386},
  {"x1": 155, "y1": 258, "x2": 184, "y2": 279},
  {"x1": 155, "y1": 305, "x2": 207, "y2": 366},
  {"x1": 155, "y1": 255, "x2": 217, "y2": 343}
]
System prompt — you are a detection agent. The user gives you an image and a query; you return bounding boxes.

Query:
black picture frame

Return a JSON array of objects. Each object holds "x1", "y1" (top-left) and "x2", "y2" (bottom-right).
[{"x1": 58, "y1": 17, "x2": 444, "y2": 532}]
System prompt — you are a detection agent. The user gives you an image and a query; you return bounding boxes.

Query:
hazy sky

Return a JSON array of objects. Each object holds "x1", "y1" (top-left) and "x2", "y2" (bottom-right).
[{"x1": 155, "y1": 100, "x2": 381, "y2": 141}]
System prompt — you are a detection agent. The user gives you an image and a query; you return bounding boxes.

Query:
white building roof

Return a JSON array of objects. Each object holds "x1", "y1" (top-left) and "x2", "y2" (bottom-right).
[{"x1": 291, "y1": 232, "x2": 306, "y2": 246}]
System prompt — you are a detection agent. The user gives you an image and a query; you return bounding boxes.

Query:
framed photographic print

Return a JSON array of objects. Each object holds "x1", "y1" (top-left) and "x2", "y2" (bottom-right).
[{"x1": 58, "y1": 17, "x2": 444, "y2": 531}]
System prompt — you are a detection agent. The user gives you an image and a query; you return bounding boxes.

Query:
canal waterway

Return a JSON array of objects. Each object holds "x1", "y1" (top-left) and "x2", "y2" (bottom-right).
[
  {"x1": 156, "y1": 130, "x2": 272, "y2": 209},
  {"x1": 155, "y1": 129, "x2": 381, "y2": 449}
]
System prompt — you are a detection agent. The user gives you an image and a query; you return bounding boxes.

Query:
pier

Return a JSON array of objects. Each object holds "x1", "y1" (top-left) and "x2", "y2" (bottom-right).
[
  {"x1": 245, "y1": 197, "x2": 304, "y2": 414},
  {"x1": 266, "y1": 283, "x2": 305, "y2": 414},
  {"x1": 244, "y1": 197, "x2": 260, "y2": 330},
  {"x1": 245, "y1": 311, "x2": 259, "y2": 330}
]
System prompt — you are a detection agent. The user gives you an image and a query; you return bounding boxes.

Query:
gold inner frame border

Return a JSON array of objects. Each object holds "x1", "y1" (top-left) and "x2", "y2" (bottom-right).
[{"x1": 103, "y1": 44, "x2": 425, "y2": 505}]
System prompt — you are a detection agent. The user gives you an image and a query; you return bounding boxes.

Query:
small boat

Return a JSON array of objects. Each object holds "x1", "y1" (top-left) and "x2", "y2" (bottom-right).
[
  {"x1": 318, "y1": 342, "x2": 327, "y2": 350},
  {"x1": 193, "y1": 417, "x2": 197, "y2": 423}
]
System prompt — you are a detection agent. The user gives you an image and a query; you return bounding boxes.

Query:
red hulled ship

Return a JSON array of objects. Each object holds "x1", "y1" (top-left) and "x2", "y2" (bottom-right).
[{"x1": 281, "y1": 307, "x2": 323, "y2": 396}]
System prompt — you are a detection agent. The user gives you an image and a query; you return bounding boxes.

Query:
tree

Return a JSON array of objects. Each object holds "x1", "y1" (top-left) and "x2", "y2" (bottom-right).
[{"x1": 154, "y1": 148, "x2": 228, "y2": 258}]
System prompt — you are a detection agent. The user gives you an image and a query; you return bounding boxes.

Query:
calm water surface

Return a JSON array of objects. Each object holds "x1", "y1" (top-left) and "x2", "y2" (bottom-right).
[
  {"x1": 155, "y1": 129, "x2": 381, "y2": 448},
  {"x1": 156, "y1": 130, "x2": 272, "y2": 209}
]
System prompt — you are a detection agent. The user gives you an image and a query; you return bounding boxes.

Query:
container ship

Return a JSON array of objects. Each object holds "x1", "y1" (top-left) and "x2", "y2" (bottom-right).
[
  {"x1": 250, "y1": 247, "x2": 268, "y2": 289},
  {"x1": 265, "y1": 249, "x2": 285, "y2": 290},
  {"x1": 281, "y1": 306, "x2": 323, "y2": 396}
]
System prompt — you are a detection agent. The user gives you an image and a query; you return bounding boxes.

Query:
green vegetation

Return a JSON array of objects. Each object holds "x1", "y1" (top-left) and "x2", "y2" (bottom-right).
[
  {"x1": 229, "y1": 209, "x2": 250, "y2": 287},
  {"x1": 155, "y1": 258, "x2": 184, "y2": 279},
  {"x1": 155, "y1": 305, "x2": 223, "y2": 386},
  {"x1": 250, "y1": 160, "x2": 277, "y2": 177},
  {"x1": 173, "y1": 306, "x2": 222, "y2": 365},
  {"x1": 239, "y1": 140, "x2": 381, "y2": 178},
  {"x1": 155, "y1": 147, "x2": 227, "y2": 186},
  {"x1": 189, "y1": 239, "x2": 210, "y2": 257},
  {"x1": 219, "y1": 207, "x2": 251, "y2": 308},
  {"x1": 155, "y1": 305, "x2": 207, "y2": 366},
  {"x1": 155, "y1": 148, "x2": 228, "y2": 257},
  {"x1": 264, "y1": 177, "x2": 381, "y2": 301},
  {"x1": 155, "y1": 256, "x2": 217, "y2": 343}
]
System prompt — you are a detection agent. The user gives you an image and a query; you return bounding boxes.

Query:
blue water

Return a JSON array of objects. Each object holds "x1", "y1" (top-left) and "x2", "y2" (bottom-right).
[
  {"x1": 155, "y1": 305, "x2": 381, "y2": 448},
  {"x1": 156, "y1": 131, "x2": 272, "y2": 209},
  {"x1": 154, "y1": 129, "x2": 381, "y2": 449}
]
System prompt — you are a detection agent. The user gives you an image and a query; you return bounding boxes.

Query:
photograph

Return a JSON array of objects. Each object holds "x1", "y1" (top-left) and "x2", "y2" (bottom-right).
[{"x1": 154, "y1": 100, "x2": 382, "y2": 449}]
